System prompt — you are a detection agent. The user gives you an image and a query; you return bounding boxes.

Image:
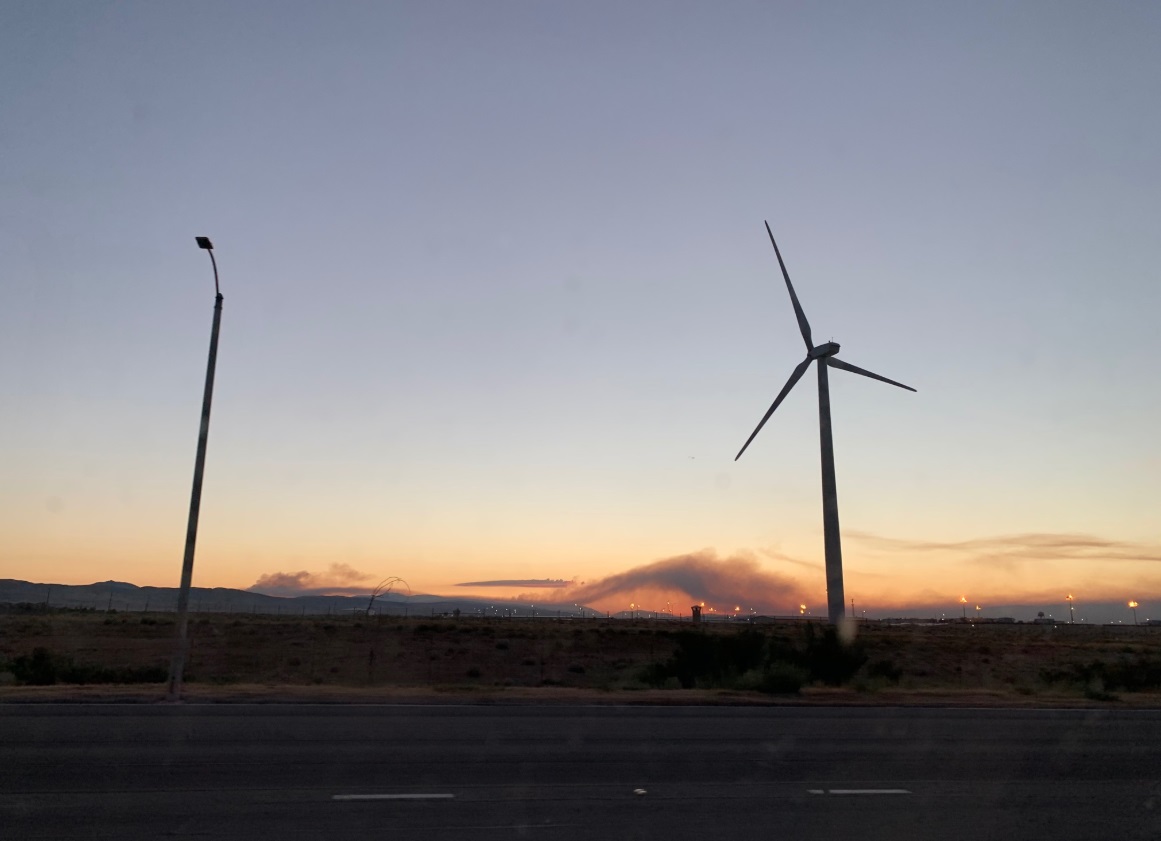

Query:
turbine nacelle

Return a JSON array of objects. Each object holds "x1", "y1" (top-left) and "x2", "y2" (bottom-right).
[{"x1": 809, "y1": 341, "x2": 840, "y2": 359}]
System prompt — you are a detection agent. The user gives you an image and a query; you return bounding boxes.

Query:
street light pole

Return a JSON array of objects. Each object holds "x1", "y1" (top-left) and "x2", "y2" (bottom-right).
[
  {"x1": 167, "y1": 236, "x2": 224, "y2": 701},
  {"x1": 1129, "y1": 600, "x2": 1139, "y2": 625}
]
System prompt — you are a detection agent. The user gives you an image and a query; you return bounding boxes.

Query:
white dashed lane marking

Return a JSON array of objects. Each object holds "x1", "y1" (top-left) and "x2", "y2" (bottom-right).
[{"x1": 333, "y1": 793, "x2": 455, "y2": 801}]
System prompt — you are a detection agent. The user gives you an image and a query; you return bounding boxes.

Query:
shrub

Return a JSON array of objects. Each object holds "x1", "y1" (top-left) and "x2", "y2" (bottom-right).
[
  {"x1": 1040, "y1": 657, "x2": 1161, "y2": 693},
  {"x1": 757, "y1": 662, "x2": 808, "y2": 694},
  {"x1": 639, "y1": 662, "x2": 670, "y2": 687},
  {"x1": 7, "y1": 648, "x2": 167, "y2": 685},
  {"x1": 641, "y1": 625, "x2": 865, "y2": 691},
  {"x1": 667, "y1": 630, "x2": 767, "y2": 689},
  {"x1": 801, "y1": 623, "x2": 867, "y2": 686},
  {"x1": 866, "y1": 659, "x2": 903, "y2": 684},
  {"x1": 733, "y1": 663, "x2": 807, "y2": 694},
  {"x1": 9, "y1": 648, "x2": 57, "y2": 685}
]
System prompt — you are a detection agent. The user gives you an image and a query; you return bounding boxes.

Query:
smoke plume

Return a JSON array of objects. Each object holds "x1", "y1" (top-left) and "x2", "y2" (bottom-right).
[
  {"x1": 249, "y1": 563, "x2": 375, "y2": 597},
  {"x1": 551, "y1": 550, "x2": 808, "y2": 614},
  {"x1": 456, "y1": 579, "x2": 572, "y2": 588}
]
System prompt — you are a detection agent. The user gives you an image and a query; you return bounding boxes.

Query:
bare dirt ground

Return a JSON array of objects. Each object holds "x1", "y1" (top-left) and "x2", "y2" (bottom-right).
[{"x1": 2, "y1": 610, "x2": 1160, "y2": 706}]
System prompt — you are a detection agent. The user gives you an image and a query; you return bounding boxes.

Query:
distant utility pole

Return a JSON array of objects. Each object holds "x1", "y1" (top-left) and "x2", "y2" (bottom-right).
[{"x1": 167, "y1": 236, "x2": 225, "y2": 702}]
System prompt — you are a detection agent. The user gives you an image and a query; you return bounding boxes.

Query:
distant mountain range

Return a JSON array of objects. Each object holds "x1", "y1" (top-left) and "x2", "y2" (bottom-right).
[{"x1": 0, "y1": 579, "x2": 578, "y2": 618}]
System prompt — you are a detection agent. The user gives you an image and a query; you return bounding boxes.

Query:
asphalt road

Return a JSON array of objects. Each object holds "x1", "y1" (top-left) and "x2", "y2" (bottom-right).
[{"x1": 3, "y1": 704, "x2": 1160, "y2": 840}]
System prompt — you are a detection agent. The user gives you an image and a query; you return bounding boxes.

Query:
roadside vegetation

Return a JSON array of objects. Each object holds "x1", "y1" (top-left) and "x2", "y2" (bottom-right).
[
  {"x1": 2, "y1": 608, "x2": 1161, "y2": 703},
  {"x1": 640, "y1": 624, "x2": 865, "y2": 693}
]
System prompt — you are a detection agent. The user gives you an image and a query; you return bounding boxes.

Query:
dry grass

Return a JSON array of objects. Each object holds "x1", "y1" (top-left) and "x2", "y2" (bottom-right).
[{"x1": 2, "y1": 611, "x2": 1160, "y2": 706}]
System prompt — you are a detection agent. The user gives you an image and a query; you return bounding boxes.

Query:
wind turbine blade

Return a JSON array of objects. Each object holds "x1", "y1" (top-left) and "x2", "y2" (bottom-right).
[
  {"x1": 827, "y1": 356, "x2": 916, "y2": 392},
  {"x1": 735, "y1": 357, "x2": 812, "y2": 461},
  {"x1": 765, "y1": 221, "x2": 812, "y2": 350}
]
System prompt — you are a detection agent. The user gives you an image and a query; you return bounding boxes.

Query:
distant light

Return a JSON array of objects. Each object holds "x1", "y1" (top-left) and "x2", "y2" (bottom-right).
[{"x1": 195, "y1": 236, "x2": 213, "y2": 250}]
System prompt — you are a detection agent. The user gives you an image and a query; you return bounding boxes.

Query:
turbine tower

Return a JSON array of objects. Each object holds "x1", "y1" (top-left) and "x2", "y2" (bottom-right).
[{"x1": 735, "y1": 222, "x2": 915, "y2": 625}]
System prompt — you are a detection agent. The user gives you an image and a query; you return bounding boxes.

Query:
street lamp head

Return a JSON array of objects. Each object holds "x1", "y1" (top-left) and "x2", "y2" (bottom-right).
[{"x1": 195, "y1": 236, "x2": 221, "y2": 296}]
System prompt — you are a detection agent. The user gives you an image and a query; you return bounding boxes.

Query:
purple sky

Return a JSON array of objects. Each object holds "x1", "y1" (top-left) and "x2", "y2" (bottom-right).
[{"x1": 2, "y1": 1, "x2": 1159, "y2": 614}]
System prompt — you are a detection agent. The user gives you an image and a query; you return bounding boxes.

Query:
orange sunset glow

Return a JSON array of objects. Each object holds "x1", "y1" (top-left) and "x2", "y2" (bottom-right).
[{"x1": 2, "y1": 3, "x2": 1159, "y2": 626}]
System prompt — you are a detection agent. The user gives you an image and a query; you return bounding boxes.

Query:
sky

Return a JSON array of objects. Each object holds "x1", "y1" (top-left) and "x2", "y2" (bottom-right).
[{"x1": 2, "y1": 1, "x2": 1160, "y2": 619}]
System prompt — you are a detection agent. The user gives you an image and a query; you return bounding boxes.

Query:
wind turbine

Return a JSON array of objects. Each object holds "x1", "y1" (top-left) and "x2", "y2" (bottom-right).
[{"x1": 735, "y1": 222, "x2": 915, "y2": 625}]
